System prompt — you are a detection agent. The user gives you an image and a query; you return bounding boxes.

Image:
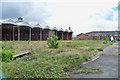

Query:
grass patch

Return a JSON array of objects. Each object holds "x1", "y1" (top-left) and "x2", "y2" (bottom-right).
[
  {"x1": 1, "y1": 40, "x2": 114, "y2": 78},
  {"x1": 73, "y1": 66, "x2": 103, "y2": 74},
  {"x1": 0, "y1": 49, "x2": 18, "y2": 62},
  {"x1": 96, "y1": 48, "x2": 103, "y2": 51}
]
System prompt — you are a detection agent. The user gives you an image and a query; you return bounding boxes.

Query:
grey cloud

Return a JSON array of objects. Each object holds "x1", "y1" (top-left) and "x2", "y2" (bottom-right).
[
  {"x1": 1, "y1": 2, "x2": 32, "y2": 19},
  {"x1": 1, "y1": 2, "x2": 49, "y2": 25}
]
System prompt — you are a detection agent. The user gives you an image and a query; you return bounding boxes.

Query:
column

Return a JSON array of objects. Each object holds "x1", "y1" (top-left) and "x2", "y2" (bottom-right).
[
  {"x1": 40, "y1": 29, "x2": 42, "y2": 40},
  {"x1": 67, "y1": 32, "x2": 68, "y2": 40},
  {"x1": 12, "y1": 27, "x2": 14, "y2": 41},
  {"x1": 70, "y1": 33, "x2": 72, "y2": 40},
  {"x1": 48, "y1": 30, "x2": 51, "y2": 37},
  {"x1": 5, "y1": 29, "x2": 6, "y2": 41},
  {"x1": 29, "y1": 28, "x2": 31, "y2": 40},
  {"x1": 18, "y1": 27, "x2": 20, "y2": 40},
  {"x1": 62, "y1": 32, "x2": 63, "y2": 40},
  {"x1": 55, "y1": 31, "x2": 57, "y2": 36}
]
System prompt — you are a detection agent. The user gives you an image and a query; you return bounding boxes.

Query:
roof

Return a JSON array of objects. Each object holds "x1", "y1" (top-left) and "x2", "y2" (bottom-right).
[
  {"x1": 16, "y1": 21, "x2": 31, "y2": 27},
  {"x1": 1, "y1": 18, "x2": 73, "y2": 33},
  {"x1": 77, "y1": 30, "x2": 120, "y2": 36},
  {"x1": 87, "y1": 31, "x2": 119, "y2": 34},
  {"x1": 64, "y1": 29, "x2": 68, "y2": 32},
  {"x1": 34, "y1": 24, "x2": 42, "y2": 28},
  {"x1": 2, "y1": 19, "x2": 16, "y2": 25},
  {"x1": 58, "y1": 28, "x2": 63, "y2": 31},
  {"x1": 44, "y1": 25, "x2": 50, "y2": 29},
  {"x1": 68, "y1": 29, "x2": 73, "y2": 33},
  {"x1": 52, "y1": 27, "x2": 57, "y2": 30}
]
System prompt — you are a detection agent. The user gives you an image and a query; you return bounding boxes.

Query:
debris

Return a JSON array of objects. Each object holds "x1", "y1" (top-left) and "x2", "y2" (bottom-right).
[{"x1": 13, "y1": 51, "x2": 31, "y2": 60}]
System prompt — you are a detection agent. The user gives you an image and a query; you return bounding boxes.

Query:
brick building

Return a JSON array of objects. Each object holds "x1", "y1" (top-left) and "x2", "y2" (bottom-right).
[
  {"x1": 0, "y1": 18, "x2": 73, "y2": 41},
  {"x1": 77, "y1": 31, "x2": 120, "y2": 41}
]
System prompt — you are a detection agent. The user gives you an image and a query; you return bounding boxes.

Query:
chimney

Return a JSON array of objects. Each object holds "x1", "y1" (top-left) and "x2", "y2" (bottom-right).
[
  {"x1": 69, "y1": 27, "x2": 71, "y2": 30},
  {"x1": 18, "y1": 17, "x2": 23, "y2": 22}
]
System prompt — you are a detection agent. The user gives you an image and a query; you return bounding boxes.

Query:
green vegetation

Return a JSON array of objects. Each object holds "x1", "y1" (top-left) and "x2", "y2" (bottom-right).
[
  {"x1": 1, "y1": 40, "x2": 114, "y2": 78},
  {"x1": 0, "y1": 49, "x2": 18, "y2": 62},
  {"x1": 92, "y1": 36, "x2": 97, "y2": 40},
  {"x1": 47, "y1": 35, "x2": 59, "y2": 49},
  {"x1": 97, "y1": 48, "x2": 103, "y2": 51},
  {"x1": 73, "y1": 66, "x2": 103, "y2": 74}
]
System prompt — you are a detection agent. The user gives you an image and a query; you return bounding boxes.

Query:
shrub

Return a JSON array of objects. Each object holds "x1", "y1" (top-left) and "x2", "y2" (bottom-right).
[
  {"x1": 47, "y1": 35, "x2": 59, "y2": 49},
  {"x1": 92, "y1": 36, "x2": 97, "y2": 40},
  {"x1": 82, "y1": 53, "x2": 92, "y2": 61},
  {"x1": 97, "y1": 48, "x2": 103, "y2": 51},
  {"x1": 103, "y1": 39, "x2": 108, "y2": 44},
  {"x1": 103, "y1": 41, "x2": 107, "y2": 44},
  {"x1": 1, "y1": 49, "x2": 17, "y2": 62}
]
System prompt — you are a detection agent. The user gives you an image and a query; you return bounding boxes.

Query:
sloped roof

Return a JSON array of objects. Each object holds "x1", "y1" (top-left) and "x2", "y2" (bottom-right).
[
  {"x1": 16, "y1": 21, "x2": 31, "y2": 27},
  {"x1": 52, "y1": 27, "x2": 57, "y2": 30},
  {"x1": 68, "y1": 29, "x2": 73, "y2": 33},
  {"x1": 34, "y1": 24, "x2": 42, "y2": 28},
  {"x1": 64, "y1": 29, "x2": 68, "y2": 32},
  {"x1": 44, "y1": 25, "x2": 50, "y2": 29},
  {"x1": 2, "y1": 19, "x2": 16, "y2": 25},
  {"x1": 58, "y1": 28, "x2": 63, "y2": 31}
]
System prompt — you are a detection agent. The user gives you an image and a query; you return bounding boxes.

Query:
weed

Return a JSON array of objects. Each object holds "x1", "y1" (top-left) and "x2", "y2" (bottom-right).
[
  {"x1": 97, "y1": 48, "x2": 103, "y2": 51},
  {"x1": 47, "y1": 35, "x2": 59, "y2": 49}
]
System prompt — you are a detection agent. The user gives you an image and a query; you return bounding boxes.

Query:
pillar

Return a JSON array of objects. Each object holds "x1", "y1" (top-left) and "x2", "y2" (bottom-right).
[
  {"x1": 49, "y1": 30, "x2": 51, "y2": 37},
  {"x1": 62, "y1": 32, "x2": 63, "y2": 40},
  {"x1": 67, "y1": 32, "x2": 68, "y2": 40},
  {"x1": 29, "y1": 28, "x2": 31, "y2": 40},
  {"x1": 40, "y1": 29, "x2": 42, "y2": 40},
  {"x1": 12, "y1": 27, "x2": 14, "y2": 41},
  {"x1": 4, "y1": 29, "x2": 6, "y2": 41},
  {"x1": 55, "y1": 31, "x2": 57, "y2": 36},
  {"x1": 18, "y1": 27, "x2": 20, "y2": 40}
]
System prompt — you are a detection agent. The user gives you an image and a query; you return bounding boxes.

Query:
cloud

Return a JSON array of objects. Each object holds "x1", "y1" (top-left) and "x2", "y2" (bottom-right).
[
  {"x1": 45, "y1": 2, "x2": 118, "y2": 35},
  {"x1": 1, "y1": 2, "x2": 50, "y2": 25},
  {"x1": 1, "y1": 2, "x2": 32, "y2": 19},
  {"x1": 112, "y1": 6, "x2": 118, "y2": 11},
  {"x1": 1, "y1": 1, "x2": 118, "y2": 35},
  {"x1": 23, "y1": 2, "x2": 51, "y2": 26}
]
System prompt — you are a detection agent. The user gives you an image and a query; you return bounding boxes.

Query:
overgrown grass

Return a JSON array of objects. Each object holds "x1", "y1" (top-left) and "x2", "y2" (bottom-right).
[
  {"x1": 1, "y1": 49, "x2": 18, "y2": 62},
  {"x1": 1, "y1": 40, "x2": 114, "y2": 78},
  {"x1": 73, "y1": 66, "x2": 103, "y2": 74}
]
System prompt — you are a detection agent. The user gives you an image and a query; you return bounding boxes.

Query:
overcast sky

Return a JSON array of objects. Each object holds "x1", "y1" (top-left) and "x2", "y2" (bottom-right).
[{"x1": 1, "y1": 0, "x2": 119, "y2": 35}]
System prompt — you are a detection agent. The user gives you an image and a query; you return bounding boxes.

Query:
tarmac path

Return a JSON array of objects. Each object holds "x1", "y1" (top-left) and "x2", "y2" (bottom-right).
[{"x1": 69, "y1": 42, "x2": 119, "y2": 78}]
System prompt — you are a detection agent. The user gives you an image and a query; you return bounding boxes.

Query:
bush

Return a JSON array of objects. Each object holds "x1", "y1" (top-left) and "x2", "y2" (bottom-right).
[
  {"x1": 1, "y1": 49, "x2": 17, "y2": 62},
  {"x1": 103, "y1": 39, "x2": 108, "y2": 44},
  {"x1": 82, "y1": 53, "x2": 92, "y2": 61},
  {"x1": 47, "y1": 35, "x2": 59, "y2": 49},
  {"x1": 92, "y1": 36, "x2": 97, "y2": 40},
  {"x1": 97, "y1": 48, "x2": 103, "y2": 51}
]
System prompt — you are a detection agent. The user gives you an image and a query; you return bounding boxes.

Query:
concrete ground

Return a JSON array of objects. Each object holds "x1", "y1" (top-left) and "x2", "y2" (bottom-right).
[{"x1": 69, "y1": 42, "x2": 119, "y2": 78}]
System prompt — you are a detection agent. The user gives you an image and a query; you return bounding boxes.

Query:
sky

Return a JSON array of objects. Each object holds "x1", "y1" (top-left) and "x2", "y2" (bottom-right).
[{"x1": 0, "y1": 0, "x2": 119, "y2": 35}]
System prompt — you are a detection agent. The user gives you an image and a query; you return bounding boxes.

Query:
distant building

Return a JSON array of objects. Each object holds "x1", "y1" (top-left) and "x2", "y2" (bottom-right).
[
  {"x1": 77, "y1": 31, "x2": 120, "y2": 41},
  {"x1": 0, "y1": 18, "x2": 73, "y2": 41}
]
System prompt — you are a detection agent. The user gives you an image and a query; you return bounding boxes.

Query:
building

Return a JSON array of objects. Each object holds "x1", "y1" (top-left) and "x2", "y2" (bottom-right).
[
  {"x1": 0, "y1": 18, "x2": 73, "y2": 41},
  {"x1": 77, "y1": 31, "x2": 120, "y2": 41}
]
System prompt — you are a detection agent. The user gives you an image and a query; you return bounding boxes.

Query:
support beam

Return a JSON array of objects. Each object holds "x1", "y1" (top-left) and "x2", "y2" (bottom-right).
[
  {"x1": 49, "y1": 30, "x2": 51, "y2": 37},
  {"x1": 66, "y1": 32, "x2": 68, "y2": 40},
  {"x1": 5, "y1": 30, "x2": 6, "y2": 41},
  {"x1": 18, "y1": 27, "x2": 20, "y2": 40},
  {"x1": 29, "y1": 28, "x2": 31, "y2": 40},
  {"x1": 12, "y1": 27, "x2": 14, "y2": 41},
  {"x1": 62, "y1": 32, "x2": 63, "y2": 40},
  {"x1": 40, "y1": 29, "x2": 42, "y2": 40},
  {"x1": 56, "y1": 31, "x2": 57, "y2": 36}
]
